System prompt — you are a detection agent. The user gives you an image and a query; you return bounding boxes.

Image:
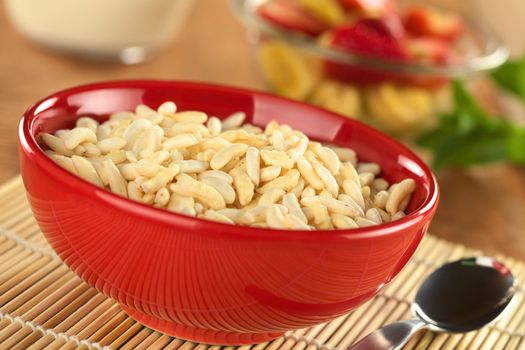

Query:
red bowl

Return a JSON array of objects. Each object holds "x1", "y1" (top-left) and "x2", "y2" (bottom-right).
[{"x1": 18, "y1": 80, "x2": 438, "y2": 345}]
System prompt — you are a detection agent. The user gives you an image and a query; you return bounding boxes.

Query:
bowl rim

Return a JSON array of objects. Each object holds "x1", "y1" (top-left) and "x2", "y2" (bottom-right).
[
  {"x1": 230, "y1": 0, "x2": 509, "y2": 77},
  {"x1": 19, "y1": 79, "x2": 439, "y2": 242}
]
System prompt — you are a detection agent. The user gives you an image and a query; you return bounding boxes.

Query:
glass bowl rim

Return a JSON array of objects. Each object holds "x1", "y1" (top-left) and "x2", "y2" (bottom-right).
[{"x1": 231, "y1": 0, "x2": 510, "y2": 77}]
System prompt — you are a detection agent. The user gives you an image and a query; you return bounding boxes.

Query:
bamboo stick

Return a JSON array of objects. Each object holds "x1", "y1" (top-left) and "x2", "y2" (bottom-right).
[
  {"x1": 38, "y1": 298, "x2": 114, "y2": 350},
  {"x1": 133, "y1": 332, "x2": 167, "y2": 350},
  {"x1": 161, "y1": 337, "x2": 187, "y2": 350},
  {"x1": 17, "y1": 288, "x2": 100, "y2": 350},
  {"x1": 56, "y1": 304, "x2": 122, "y2": 350},
  {"x1": 0, "y1": 176, "x2": 23, "y2": 197},
  {"x1": 0, "y1": 283, "x2": 93, "y2": 349},
  {"x1": 108, "y1": 322, "x2": 144, "y2": 349},
  {"x1": 145, "y1": 334, "x2": 174, "y2": 349},
  {"x1": 0, "y1": 251, "x2": 48, "y2": 290},
  {"x1": 119, "y1": 327, "x2": 153, "y2": 350}
]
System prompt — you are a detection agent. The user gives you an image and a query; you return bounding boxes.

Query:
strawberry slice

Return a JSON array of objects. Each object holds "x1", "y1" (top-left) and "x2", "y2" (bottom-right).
[
  {"x1": 324, "y1": 18, "x2": 409, "y2": 85},
  {"x1": 356, "y1": 15, "x2": 406, "y2": 41},
  {"x1": 403, "y1": 6, "x2": 463, "y2": 41},
  {"x1": 402, "y1": 37, "x2": 457, "y2": 88},
  {"x1": 258, "y1": 0, "x2": 329, "y2": 37},
  {"x1": 339, "y1": 0, "x2": 396, "y2": 15}
]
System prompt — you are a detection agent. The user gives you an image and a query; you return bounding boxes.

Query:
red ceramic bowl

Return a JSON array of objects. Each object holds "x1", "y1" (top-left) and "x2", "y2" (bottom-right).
[{"x1": 18, "y1": 80, "x2": 438, "y2": 345}]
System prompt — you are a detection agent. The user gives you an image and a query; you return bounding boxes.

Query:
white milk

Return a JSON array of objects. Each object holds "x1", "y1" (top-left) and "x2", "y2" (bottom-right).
[{"x1": 5, "y1": 0, "x2": 194, "y2": 62}]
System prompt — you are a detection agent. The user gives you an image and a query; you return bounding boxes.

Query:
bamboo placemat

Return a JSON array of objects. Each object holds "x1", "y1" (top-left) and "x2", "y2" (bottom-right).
[{"x1": 0, "y1": 176, "x2": 524, "y2": 350}]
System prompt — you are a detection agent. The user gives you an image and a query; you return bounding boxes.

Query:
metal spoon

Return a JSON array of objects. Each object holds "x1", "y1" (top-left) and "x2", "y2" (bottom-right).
[{"x1": 349, "y1": 257, "x2": 516, "y2": 350}]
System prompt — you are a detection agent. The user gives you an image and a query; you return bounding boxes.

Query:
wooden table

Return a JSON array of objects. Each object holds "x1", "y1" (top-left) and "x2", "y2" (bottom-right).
[{"x1": 1, "y1": 0, "x2": 524, "y2": 260}]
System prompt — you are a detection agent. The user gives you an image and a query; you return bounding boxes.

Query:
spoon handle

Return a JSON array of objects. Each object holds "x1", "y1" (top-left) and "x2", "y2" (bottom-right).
[{"x1": 347, "y1": 319, "x2": 427, "y2": 350}]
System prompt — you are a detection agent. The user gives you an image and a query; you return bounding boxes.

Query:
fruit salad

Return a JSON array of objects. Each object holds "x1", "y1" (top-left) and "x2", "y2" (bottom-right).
[{"x1": 234, "y1": 0, "x2": 507, "y2": 137}]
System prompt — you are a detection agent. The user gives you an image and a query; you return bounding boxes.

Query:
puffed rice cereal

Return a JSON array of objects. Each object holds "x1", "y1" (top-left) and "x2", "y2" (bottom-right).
[{"x1": 41, "y1": 101, "x2": 417, "y2": 230}]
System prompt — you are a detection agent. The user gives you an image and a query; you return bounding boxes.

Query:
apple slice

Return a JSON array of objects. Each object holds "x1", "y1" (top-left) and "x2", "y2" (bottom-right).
[
  {"x1": 258, "y1": 0, "x2": 329, "y2": 37},
  {"x1": 403, "y1": 6, "x2": 463, "y2": 41}
]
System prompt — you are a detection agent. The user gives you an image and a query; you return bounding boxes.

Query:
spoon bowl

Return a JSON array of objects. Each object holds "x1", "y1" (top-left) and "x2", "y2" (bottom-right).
[
  {"x1": 350, "y1": 257, "x2": 515, "y2": 350},
  {"x1": 414, "y1": 257, "x2": 515, "y2": 333}
]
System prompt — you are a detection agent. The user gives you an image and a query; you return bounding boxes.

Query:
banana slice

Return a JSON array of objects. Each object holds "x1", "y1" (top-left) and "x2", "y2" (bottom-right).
[
  {"x1": 298, "y1": 0, "x2": 346, "y2": 26},
  {"x1": 258, "y1": 41, "x2": 318, "y2": 100},
  {"x1": 317, "y1": 30, "x2": 334, "y2": 47},
  {"x1": 310, "y1": 80, "x2": 362, "y2": 119},
  {"x1": 365, "y1": 83, "x2": 435, "y2": 134}
]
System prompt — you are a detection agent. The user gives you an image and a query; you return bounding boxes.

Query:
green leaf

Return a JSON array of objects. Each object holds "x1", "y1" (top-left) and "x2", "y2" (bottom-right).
[
  {"x1": 432, "y1": 129, "x2": 509, "y2": 169},
  {"x1": 506, "y1": 127, "x2": 525, "y2": 164},
  {"x1": 452, "y1": 80, "x2": 491, "y2": 124},
  {"x1": 492, "y1": 56, "x2": 525, "y2": 99},
  {"x1": 416, "y1": 79, "x2": 525, "y2": 169}
]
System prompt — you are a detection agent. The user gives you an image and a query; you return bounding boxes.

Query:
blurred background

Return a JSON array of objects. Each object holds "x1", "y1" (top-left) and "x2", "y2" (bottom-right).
[{"x1": 1, "y1": 0, "x2": 524, "y2": 258}]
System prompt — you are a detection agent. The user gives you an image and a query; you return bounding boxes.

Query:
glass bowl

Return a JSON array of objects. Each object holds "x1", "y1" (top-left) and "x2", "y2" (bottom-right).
[
  {"x1": 232, "y1": 0, "x2": 509, "y2": 138},
  {"x1": 19, "y1": 80, "x2": 438, "y2": 345}
]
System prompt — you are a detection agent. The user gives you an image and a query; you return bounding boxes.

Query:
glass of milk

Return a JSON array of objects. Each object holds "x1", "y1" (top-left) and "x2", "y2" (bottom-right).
[{"x1": 4, "y1": 0, "x2": 194, "y2": 63}]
